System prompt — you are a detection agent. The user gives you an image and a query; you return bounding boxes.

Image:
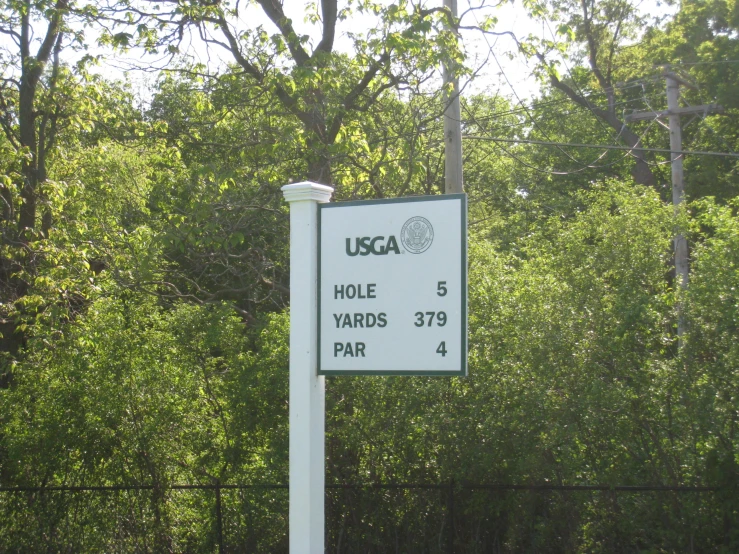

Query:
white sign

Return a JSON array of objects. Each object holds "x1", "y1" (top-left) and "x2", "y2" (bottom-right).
[{"x1": 318, "y1": 194, "x2": 467, "y2": 375}]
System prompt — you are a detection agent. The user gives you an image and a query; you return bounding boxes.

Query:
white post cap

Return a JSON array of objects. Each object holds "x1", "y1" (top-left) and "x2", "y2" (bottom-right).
[{"x1": 282, "y1": 181, "x2": 334, "y2": 203}]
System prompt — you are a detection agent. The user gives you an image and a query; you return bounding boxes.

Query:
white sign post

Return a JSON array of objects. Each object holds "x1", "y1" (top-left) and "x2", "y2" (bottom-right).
[
  {"x1": 282, "y1": 185, "x2": 466, "y2": 553},
  {"x1": 282, "y1": 182, "x2": 334, "y2": 554}
]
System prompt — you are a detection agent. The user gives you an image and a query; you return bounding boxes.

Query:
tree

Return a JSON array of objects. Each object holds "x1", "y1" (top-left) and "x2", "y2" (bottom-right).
[
  {"x1": 1, "y1": 0, "x2": 67, "y2": 237},
  {"x1": 0, "y1": 0, "x2": 73, "y2": 374},
  {"x1": 112, "y1": 0, "x2": 465, "y2": 185},
  {"x1": 0, "y1": 0, "x2": 108, "y2": 381},
  {"x1": 519, "y1": 0, "x2": 661, "y2": 187},
  {"x1": 141, "y1": 66, "x2": 465, "y2": 317}
]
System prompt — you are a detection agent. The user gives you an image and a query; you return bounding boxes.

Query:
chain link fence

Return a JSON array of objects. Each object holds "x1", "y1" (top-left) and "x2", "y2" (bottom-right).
[{"x1": 0, "y1": 482, "x2": 730, "y2": 552}]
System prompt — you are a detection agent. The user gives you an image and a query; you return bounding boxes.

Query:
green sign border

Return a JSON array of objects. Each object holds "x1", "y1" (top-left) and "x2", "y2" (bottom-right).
[{"x1": 317, "y1": 194, "x2": 468, "y2": 377}]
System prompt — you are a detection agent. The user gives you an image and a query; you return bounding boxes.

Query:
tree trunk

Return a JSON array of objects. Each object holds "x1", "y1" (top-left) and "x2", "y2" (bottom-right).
[
  {"x1": 18, "y1": 9, "x2": 40, "y2": 235},
  {"x1": 305, "y1": 111, "x2": 332, "y2": 184},
  {"x1": 1, "y1": 1, "x2": 63, "y2": 386}
]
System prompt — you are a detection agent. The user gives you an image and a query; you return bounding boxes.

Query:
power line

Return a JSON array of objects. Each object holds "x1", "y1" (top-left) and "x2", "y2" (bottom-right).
[
  {"x1": 468, "y1": 9, "x2": 596, "y2": 167},
  {"x1": 686, "y1": 88, "x2": 739, "y2": 159},
  {"x1": 463, "y1": 82, "x2": 658, "y2": 123},
  {"x1": 483, "y1": 140, "x2": 603, "y2": 176},
  {"x1": 541, "y1": 17, "x2": 619, "y2": 144},
  {"x1": 466, "y1": 7, "x2": 672, "y2": 175},
  {"x1": 466, "y1": 94, "x2": 663, "y2": 128},
  {"x1": 466, "y1": 115, "x2": 660, "y2": 175},
  {"x1": 463, "y1": 136, "x2": 739, "y2": 158},
  {"x1": 462, "y1": 79, "x2": 664, "y2": 175},
  {"x1": 670, "y1": 59, "x2": 739, "y2": 67}
]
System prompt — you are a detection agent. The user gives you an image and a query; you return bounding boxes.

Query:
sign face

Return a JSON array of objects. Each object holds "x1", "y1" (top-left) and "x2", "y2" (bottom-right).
[{"x1": 318, "y1": 194, "x2": 467, "y2": 375}]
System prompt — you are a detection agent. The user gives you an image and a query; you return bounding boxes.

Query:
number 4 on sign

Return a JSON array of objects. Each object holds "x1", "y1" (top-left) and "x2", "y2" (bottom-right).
[{"x1": 436, "y1": 341, "x2": 447, "y2": 357}]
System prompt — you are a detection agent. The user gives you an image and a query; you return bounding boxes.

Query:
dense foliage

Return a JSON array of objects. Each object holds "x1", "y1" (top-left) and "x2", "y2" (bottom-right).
[{"x1": 1, "y1": 0, "x2": 738, "y2": 551}]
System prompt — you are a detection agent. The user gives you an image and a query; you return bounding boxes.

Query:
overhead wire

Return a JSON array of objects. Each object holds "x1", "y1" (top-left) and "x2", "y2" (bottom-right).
[
  {"x1": 467, "y1": 103, "x2": 665, "y2": 176},
  {"x1": 465, "y1": 103, "x2": 664, "y2": 175},
  {"x1": 685, "y1": 87, "x2": 739, "y2": 159},
  {"x1": 620, "y1": 83, "x2": 675, "y2": 168},
  {"x1": 463, "y1": 136, "x2": 739, "y2": 158},
  {"x1": 463, "y1": 80, "x2": 658, "y2": 123},
  {"x1": 466, "y1": 92, "x2": 663, "y2": 127},
  {"x1": 460, "y1": 52, "x2": 665, "y2": 174},
  {"x1": 675, "y1": 92, "x2": 739, "y2": 179},
  {"x1": 669, "y1": 59, "x2": 739, "y2": 67},
  {"x1": 468, "y1": 7, "x2": 601, "y2": 167},
  {"x1": 625, "y1": 76, "x2": 735, "y2": 167},
  {"x1": 465, "y1": 3, "x2": 676, "y2": 175},
  {"x1": 537, "y1": 19, "x2": 682, "y2": 169},
  {"x1": 540, "y1": 17, "x2": 621, "y2": 144}
]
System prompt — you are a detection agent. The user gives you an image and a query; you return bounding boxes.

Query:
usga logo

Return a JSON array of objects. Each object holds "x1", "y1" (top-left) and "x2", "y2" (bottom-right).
[
  {"x1": 345, "y1": 216, "x2": 435, "y2": 256},
  {"x1": 345, "y1": 236, "x2": 400, "y2": 256}
]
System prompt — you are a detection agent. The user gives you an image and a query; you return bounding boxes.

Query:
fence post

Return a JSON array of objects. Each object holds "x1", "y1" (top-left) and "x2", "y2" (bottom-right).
[
  {"x1": 215, "y1": 482, "x2": 224, "y2": 554},
  {"x1": 447, "y1": 480, "x2": 455, "y2": 554}
]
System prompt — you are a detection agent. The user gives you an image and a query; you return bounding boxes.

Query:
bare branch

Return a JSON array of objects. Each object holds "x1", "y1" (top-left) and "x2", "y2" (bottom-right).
[
  {"x1": 543, "y1": 55, "x2": 655, "y2": 186},
  {"x1": 314, "y1": 0, "x2": 337, "y2": 55},
  {"x1": 580, "y1": 0, "x2": 610, "y2": 94},
  {"x1": 0, "y1": 91, "x2": 20, "y2": 148},
  {"x1": 327, "y1": 52, "x2": 390, "y2": 143},
  {"x1": 254, "y1": 0, "x2": 310, "y2": 65},
  {"x1": 36, "y1": 0, "x2": 69, "y2": 65},
  {"x1": 0, "y1": 25, "x2": 21, "y2": 45}
]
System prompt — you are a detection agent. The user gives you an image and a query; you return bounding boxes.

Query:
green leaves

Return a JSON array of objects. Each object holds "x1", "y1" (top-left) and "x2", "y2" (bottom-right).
[
  {"x1": 111, "y1": 31, "x2": 132, "y2": 48},
  {"x1": 0, "y1": 0, "x2": 737, "y2": 549},
  {"x1": 556, "y1": 22, "x2": 575, "y2": 40}
]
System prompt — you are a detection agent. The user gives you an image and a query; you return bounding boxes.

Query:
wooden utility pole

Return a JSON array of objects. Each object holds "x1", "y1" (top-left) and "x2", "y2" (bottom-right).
[
  {"x1": 665, "y1": 72, "x2": 690, "y2": 300},
  {"x1": 443, "y1": 0, "x2": 463, "y2": 194},
  {"x1": 626, "y1": 70, "x2": 723, "y2": 341}
]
